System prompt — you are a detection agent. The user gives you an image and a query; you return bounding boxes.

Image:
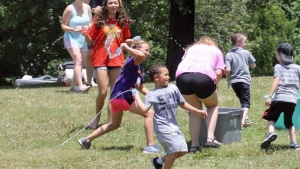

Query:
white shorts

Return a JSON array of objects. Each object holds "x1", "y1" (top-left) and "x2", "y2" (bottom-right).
[
  {"x1": 64, "y1": 39, "x2": 88, "y2": 51},
  {"x1": 156, "y1": 130, "x2": 188, "y2": 155}
]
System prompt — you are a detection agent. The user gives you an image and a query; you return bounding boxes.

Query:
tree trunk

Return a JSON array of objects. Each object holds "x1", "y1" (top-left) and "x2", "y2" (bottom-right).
[{"x1": 166, "y1": 0, "x2": 194, "y2": 81}]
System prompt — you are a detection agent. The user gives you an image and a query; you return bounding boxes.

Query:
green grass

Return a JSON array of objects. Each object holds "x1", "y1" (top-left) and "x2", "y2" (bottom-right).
[{"x1": 1, "y1": 77, "x2": 300, "y2": 168}]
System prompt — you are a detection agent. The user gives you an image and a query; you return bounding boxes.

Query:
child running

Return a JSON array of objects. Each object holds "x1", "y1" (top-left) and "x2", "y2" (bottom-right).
[
  {"x1": 261, "y1": 43, "x2": 300, "y2": 150},
  {"x1": 83, "y1": 0, "x2": 134, "y2": 127},
  {"x1": 133, "y1": 65, "x2": 208, "y2": 169},
  {"x1": 78, "y1": 39, "x2": 159, "y2": 153},
  {"x1": 225, "y1": 32, "x2": 256, "y2": 129}
]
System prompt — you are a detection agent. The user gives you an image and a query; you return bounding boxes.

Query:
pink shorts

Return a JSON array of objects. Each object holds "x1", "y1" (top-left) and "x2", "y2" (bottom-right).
[{"x1": 110, "y1": 98, "x2": 131, "y2": 113}]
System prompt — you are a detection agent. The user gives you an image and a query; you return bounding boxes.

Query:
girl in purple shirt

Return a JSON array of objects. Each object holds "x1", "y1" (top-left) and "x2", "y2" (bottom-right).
[{"x1": 78, "y1": 39, "x2": 159, "y2": 153}]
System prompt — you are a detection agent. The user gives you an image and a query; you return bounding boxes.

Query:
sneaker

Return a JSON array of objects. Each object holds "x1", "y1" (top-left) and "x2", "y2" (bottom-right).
[
  {"x1": 143, "y1": 145, "x2": 159, "y2": 154},
  {"x1": 78, "y1": 137, "x2": 91, "y2": 149},
  {"x1": 189, "y1": 146, "x2": 201, "y2": 153},
  {"x1": 245, "y1": 119, "x2": 253, "y2": 126},
  {"x1": 78, "y1": 85, "x2": 90, "y2": 93},
  {"x1": 69, "y1": 86, "x2": 79, "y2": 93},
  {"x1": 151, "y1": 157, "x2": 162, "y2": 169},
  {"x1": 290, "y1": 143, "x2": 300, "y2": 150},
  {"x1": 260, "y1": 132, "x2": 277, "y2": 149}
]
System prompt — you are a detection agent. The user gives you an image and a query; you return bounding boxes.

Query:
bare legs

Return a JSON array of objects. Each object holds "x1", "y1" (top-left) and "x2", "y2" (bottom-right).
[
  {"x1": 86, "y1": 49, "x2": 94, "y2": 86},
  {"x1": 184, "y1": 94, "x2": 202, "y2": 148},
  {"x1": 154, "y1": 152, "x2": 187, "y2": 169},
  {"x1": 66, "y1": 48, "x2": 88, "y2": 89},
  {"x1": 266, "y1": 121, "x2": 297, "y2": 144},
  {"x1": 86, "y1": 99, "x2": 155, "y2": 147},
  {"x1": 88, "y1": 68, "x2": 121, "y2": 129},
  {"x1": 184, "y1": 91, "x2": 219, "y2": 147}
]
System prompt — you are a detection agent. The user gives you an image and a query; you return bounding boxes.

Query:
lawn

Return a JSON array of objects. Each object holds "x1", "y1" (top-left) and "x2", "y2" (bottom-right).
[{"x1": 1, "y1": 76, "x2": 300, "y2": 168}]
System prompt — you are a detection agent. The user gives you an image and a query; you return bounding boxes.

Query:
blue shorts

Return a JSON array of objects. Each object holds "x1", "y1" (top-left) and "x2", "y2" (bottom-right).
[{"x1": 231, "y1": 82, "x2": 250, "y2": 108}]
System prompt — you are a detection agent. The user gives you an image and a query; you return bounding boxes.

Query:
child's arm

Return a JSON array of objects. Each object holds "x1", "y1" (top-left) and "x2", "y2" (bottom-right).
[
  {"x1": 84, "y1": 34, "x2": 93, "y2": 46},
  {"x1": 132, "y1": 91, "x2": 150, "y2": 113},
  {"x1": 265, "y1": 76, "x2": 280, "y2": 106},
  {"x1": 120, "y1": 43, "x2": 145, "y2": 65},
  {"x1": 225, "y1": 67, "x2": 231, "y2": 82},
  {"x1": 250, "y1": 62, "x2": 256, "y2": 69},
  {"x1": 124, "y1": 36, "x2": 141, "y2": 45},
  {"x1": 136, "y1": 84, "x2": 149, "y2": 95},
  {"x1": 179, "y1": 102, "x2": 208, "y2": 118}
]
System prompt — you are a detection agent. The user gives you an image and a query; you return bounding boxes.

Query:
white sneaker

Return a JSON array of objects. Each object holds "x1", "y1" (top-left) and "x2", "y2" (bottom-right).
[{"x1": 78, "y1": 85, "x2": 90, "y2": 93}]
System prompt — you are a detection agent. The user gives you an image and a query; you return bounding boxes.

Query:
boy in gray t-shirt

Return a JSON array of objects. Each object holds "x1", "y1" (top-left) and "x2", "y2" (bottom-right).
[
  {"x1": 225, "y1": 32, "x2": 256, "y2": 128},
  {"x1": 261, "y1": 43, "x2": 300, "y2": 150},
  {"x1": 134, "y1": 65, "x2": 207, "y2": 169}
]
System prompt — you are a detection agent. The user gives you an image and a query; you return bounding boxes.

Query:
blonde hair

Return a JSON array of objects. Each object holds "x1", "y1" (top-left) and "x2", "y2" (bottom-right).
[
  {"x1": 231, "y1": 32, "x2": 247, "y2": 46},
  {"x1": 185, "y1": 36, "x2": 217, "y2": 51},
  {"x1": 131, "y1": 39, "x2": 149, "y2": 49},
  {"x1": 195, "y1": 36, "x2": 217, "y2": 46}
]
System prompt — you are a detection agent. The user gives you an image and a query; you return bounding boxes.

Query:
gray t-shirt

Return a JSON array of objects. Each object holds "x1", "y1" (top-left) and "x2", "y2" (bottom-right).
[
  {"x1": 225, "y1": 47, "x2": 256, "y2": 84},
  {"x1": 144, "y1": 84, "x2": 185, "y2": 133},
  {"x1": 273, "y1": 63, "x2": 300, "y2": 104}
]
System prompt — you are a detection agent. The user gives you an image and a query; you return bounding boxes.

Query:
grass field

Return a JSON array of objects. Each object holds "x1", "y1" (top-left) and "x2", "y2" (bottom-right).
[{"x1": 1, "y1": 76, "x2": 300, "y2": 169}]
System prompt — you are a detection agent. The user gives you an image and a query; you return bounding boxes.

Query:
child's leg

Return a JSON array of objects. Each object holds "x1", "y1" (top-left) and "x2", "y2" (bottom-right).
[
  {"x1": 86, "y1": 110, "x2": 123, "y2": 142},
  {"x1": 107, "y1": 68, "x2": 121, "y2": 122},
  {"x1": 129, "y1": 102, "x2": 155, "y2": 147},
  {"x1": 288, "y1": 126, "x2": 297, "y2": 143},
  {"x1": 267, "y1": 120, "x2": 276, "y2": 133},
  {"x1": 89, "y1": 69, "x2": 109, "y2": 129},
  {"x1": 163, "y1": 152, "x2": 187, "y2": 169}
]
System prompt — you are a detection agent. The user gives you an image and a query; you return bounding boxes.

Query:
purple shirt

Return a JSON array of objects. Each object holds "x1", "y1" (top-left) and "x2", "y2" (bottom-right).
[{"x1": 110, "y1": 57, "x2": 144, "y2": 100}]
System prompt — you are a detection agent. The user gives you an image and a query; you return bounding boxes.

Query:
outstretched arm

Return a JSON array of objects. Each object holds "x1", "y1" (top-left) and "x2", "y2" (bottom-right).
[
  {"x1": 120, "y1": 43, "x2": 145, "y2": 65},
  {"x1": 179, "y1": 102, "x2": 208, "y2": 118},
  {"x1": 133, "y1": 91, "x2": 150, "y2": 113}
]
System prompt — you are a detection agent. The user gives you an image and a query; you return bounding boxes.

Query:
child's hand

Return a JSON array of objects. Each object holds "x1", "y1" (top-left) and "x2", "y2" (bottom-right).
[
  {"x1": 120, "y1": 43, "x2": 128, "y2": 49},
  {"x1": 197, "y1": 110, "x2": 208, "y2": 118},
  {"x1": 81, "y1": 27, "x2": 89, "y2": 36},
  {"x1": 265, "y1": 98, "x2": 271, "y2": 106},
  {"x1": 131, "y1": 88, "x2": 138, "y2": 95}
]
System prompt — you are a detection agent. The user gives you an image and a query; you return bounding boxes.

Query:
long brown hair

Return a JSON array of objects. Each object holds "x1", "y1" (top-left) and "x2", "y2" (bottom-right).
[{"x1": 94, "y1": 0, "x2": 134, "y2": 29}]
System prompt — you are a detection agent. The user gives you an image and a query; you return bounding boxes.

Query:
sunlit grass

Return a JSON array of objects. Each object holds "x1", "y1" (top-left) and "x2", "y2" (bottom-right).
[{"x1": 1, "y1": 77, "x2": 300, "y2": 168}]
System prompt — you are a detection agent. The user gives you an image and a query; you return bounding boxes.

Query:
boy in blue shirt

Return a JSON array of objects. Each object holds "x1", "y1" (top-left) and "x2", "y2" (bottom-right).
[
  {"x1": 225, "y1": 32, "x2": 256, "y2": 128},
  {"x1": 134, "y1": 65, "x2": 208, "y2": 169}
]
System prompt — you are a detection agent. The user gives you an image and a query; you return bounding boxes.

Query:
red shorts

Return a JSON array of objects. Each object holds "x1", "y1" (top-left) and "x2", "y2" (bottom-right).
[{"x1": 110, "y1": 99, "x2": 131, "y2": 113}]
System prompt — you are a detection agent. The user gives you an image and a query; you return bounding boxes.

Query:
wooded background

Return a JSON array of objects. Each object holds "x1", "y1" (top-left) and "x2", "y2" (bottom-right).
[{"x1": 1, "y1": 0, "x2": 299, "y2": 85}]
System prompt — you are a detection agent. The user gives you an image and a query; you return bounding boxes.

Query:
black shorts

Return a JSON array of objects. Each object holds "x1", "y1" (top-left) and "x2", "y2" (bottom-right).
[
  {"x1": 176, "y1": 73, "x2": 216, "y2": 99},
  {"x1": 262, "y1": 101, "x2": 296, "y2": 129}
]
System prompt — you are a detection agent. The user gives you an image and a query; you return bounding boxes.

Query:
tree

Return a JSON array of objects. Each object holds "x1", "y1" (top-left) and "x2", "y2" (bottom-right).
[
  {"x1": 166, "y1": 0, "x2": 194, "y2": 81},
  {"x1": 0, "y1": 0, "x2": 72, "y2": 85}
]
